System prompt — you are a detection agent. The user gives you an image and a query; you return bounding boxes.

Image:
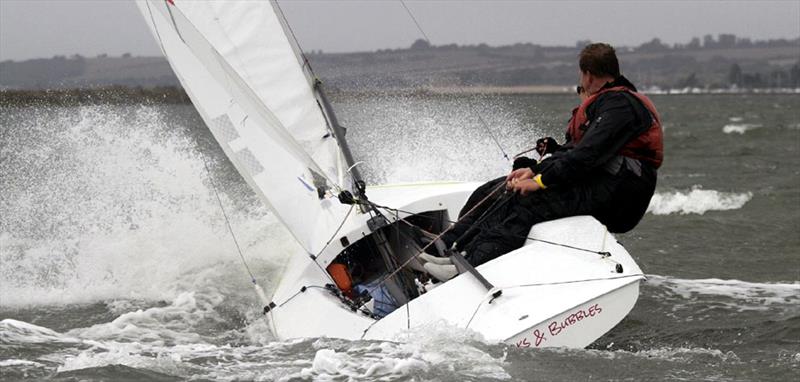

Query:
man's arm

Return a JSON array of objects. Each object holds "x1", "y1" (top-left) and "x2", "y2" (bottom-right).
[{"x1": 533, "y1": 92, "x2": 651, "y2": 188}]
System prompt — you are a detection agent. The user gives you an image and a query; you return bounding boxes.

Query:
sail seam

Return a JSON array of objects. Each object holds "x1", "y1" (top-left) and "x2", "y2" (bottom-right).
[{"x1": 161, "y1": 2, "x2": 343, "y2": 192}]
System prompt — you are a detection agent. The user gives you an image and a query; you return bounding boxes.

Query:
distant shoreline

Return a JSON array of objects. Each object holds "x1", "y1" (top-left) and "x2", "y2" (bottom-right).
[
  {"x1": 2, "y1": 86, "x2": 798, "y2": 106},
  {"x1": 0, "y1": 86, "x2": 191, "y2": 106},
  {"x1": 418, "y1": 86, "x2": 800, "y2": 95}
]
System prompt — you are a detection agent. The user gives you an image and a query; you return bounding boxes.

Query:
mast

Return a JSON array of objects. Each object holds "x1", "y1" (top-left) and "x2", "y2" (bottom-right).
[
  {"x1": 313, "y1": 80, "x2": 364, "y2": 188},
  {"x1": 270, "y1": 1, "x2": 364, "y2": 194},
  {"x1": 268, "y1": 2, "x2": 418, "y2": 302}
]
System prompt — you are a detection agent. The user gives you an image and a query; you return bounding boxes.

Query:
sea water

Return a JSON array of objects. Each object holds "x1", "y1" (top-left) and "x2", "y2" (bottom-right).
[{"x1": 1, "y1": 94, "x2": 798, "y2": 381}]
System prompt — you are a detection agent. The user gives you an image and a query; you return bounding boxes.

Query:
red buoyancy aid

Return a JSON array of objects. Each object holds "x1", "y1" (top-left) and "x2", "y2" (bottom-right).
[{"x1": 567, "y1": 86, "x2": 663, "y2": 168}]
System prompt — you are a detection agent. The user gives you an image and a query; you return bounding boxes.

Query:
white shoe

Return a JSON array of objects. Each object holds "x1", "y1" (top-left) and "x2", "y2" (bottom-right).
[
  {"x1": 424, "y1": 262, "x2": 458, "y2": 282},
  {"x1": 418, "y1": 253, "x2": 453, "y2": 265}
]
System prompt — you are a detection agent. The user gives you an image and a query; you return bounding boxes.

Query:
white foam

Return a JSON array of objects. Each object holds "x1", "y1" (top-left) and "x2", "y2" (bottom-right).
[
  {"x1": 728, "y1": 117, "x2": 743, "y2": 122},
  {"x1": 647, "y1": 187, "x2": 752, "y2": 215},
  {"x1": 295, "y1": 323, "x2": 509, "y2": 381},
  {"x1": 648, "y1": 275, "x2": 800, "y2": 311},
  {"x1": 585, "y1": 346, "x2": 741, "y2": 363},
  {"x1": 722, "y1": 123, "x2": 761, "y2": 134},
  {"x1": 0, "y1": 359, "x2": 46, "y2": 367},
  {"x1": 57, "y1": 348, "x2": 183, "y2": 375},
  {"x1": 0, "y1": 319, "x2": 79, "y2": 344}
]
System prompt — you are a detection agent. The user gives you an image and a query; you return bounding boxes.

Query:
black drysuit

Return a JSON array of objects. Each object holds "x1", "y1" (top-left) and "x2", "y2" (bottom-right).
[{"x1": 442, "y1": 77, "x2": 659, "y2": 267}]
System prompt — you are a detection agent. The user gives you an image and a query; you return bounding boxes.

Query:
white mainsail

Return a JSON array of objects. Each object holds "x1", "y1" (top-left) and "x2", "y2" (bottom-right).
[{"x1": 136, "y1": 0, "x2": 354, "y2": 255}]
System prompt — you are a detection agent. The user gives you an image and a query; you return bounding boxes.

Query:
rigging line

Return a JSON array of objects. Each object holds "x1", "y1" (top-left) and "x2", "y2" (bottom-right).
[
  {"x1": 360, "y1": 317, "x2": 381, "y2": 339},
  {"x1": 267, "y1": 194, "x2": 354, "y2": 299},
  {"x1": 275, "y1": 285, "x2": 375, "y2": 318},
  {"x1": 476, "y1": 112, "x2": 511, "y2": 161},
  {"x1": 451, "y1": 190, "x2": 513, "y2": 249},
  {"x1": 512, "y1": 145, "x2": 541, "y2": 160},
  {"x1": 144, "y1": 1, "x2": 167, "y2": 57},
  {"x1": 381, "y1": 202, "x2": 621, "y2": 269},
  {"x1": 276, "y1": 285, "x2": 326, "y2": 308},
  {"x1": 370, "y1": 200, "x2": 611, "y2": 256},
  {"x1": 464, "y1": 291, "x2": 495, "y2": 329},
  {"x1": 304, "y1": 204, "x2": 356, "y2": 287},
  {"x1": 273, "y1": 0, "x2": 315, "y2": 77},
  {"x1": 362, "y1": 181, "x2": 507, "y2": 297},
  {"x1": 314, "y1": 204, "x2": 356, "y2": 259},
  {"x1": 463, "y1": 275, "x2": 645, "y2": 329},
  {"x1": 274, "y1": 0, "x2": 356, "y2": 192},
  {"x1": 503, "y1": 274, "x2": 645, "y2": 289},
  {"x1": 399, "y1": 0, "x2": 431, "y2": 43},
  {"x1": 199, "y1": 153, "x2": 257, "y2": 284},
  {"x1": 399, "y1": 0, "x2": 510, "y2": 162}
]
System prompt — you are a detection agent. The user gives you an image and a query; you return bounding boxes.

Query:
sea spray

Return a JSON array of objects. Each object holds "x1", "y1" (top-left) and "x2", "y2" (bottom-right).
[{"x1": 0, "y1": 104, "x2": 290, "y2": 306}]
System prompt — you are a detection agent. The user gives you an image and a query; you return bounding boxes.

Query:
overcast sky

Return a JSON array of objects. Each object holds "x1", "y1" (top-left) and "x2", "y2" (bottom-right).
[{"x1": 1, "y1": 0, "x2": 798, "y2": 61}]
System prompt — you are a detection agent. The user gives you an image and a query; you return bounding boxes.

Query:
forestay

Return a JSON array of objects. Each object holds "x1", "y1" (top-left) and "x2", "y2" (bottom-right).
[{"x1": 136, "y1": 0, "x2": 354, "y2": 255}]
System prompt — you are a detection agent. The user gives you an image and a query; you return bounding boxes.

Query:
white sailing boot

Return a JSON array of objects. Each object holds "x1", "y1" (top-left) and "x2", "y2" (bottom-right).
[
  {"x1": 418, "y1": 253, "x2": 453, "y2": 265},
  {"x1": 424, "y1": 262, "x2": 458, "y2": 282}
]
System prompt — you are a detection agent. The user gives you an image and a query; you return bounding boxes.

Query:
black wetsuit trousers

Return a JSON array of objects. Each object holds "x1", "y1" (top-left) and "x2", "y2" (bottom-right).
[{"x1": 441, "y1": 163, "x2": 656, "y2": 267}]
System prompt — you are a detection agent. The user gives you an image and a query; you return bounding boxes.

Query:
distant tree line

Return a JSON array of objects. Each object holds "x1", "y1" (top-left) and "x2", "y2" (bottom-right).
[
  {"x1": 726, "y1": 63, "x2": 800, "y2": 89},
  {"x1": 2, "y1": 34, "x2": 797, "y2": 92},
  {"x1": 397, "y1": 34, "x2": 799, "y2": 53},
  {"x1": 637, "y1": 34, "x2": 799, "y2": 52}
]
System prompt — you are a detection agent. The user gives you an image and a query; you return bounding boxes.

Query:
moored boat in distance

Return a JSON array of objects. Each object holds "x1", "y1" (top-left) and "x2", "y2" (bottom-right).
[{"x1": 136, "y1": 0, "x2": 644, "y2": 348}]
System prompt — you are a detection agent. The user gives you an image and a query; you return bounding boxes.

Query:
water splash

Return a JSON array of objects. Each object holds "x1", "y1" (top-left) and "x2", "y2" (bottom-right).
[{"x1": 0, "y1": 104, "x2": 290, "y2": 306}]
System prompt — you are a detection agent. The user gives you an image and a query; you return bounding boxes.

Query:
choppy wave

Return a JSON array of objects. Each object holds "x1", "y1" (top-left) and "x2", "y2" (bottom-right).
[
  {"x1": 647, "y1": 187, "x2": 752, "y2": 215},
  {"x1": 647, "y1": 275, "x2": 800, "y2": 312},
  {"x1": 298, "y1": 327, "x2": 509, "y2": 381},
  {"x1": 0, "y1": 315, "x2": 509, "y2": 381},
  {"x1": 580, "y1": 346, "x2": 742, "y2": 364},
  {"x1": 0, "y1": 359, "x2": 46, "y2": 368},
  {"x1": 722, "y1": 123, "x2": 762, "y2": 134}
]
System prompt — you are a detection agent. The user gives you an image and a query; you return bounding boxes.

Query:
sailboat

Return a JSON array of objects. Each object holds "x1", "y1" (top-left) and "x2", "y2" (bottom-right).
[{"x1": 135, "y1": 0, "x2": 644, "y2": 348}]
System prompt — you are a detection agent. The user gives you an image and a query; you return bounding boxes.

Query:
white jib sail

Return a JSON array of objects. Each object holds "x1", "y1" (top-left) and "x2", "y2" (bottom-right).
[{"x1": 136, "y1": 0, "x2": 353, "y2": 256}]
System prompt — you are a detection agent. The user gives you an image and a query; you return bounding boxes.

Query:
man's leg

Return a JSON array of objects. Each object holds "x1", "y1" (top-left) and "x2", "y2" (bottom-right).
[
  {"x1": 440, "y1": 176, "x2": 506, "y2": 249},
  {"x1": 464, "y1": 183, "x2": 602, "y2": 267}
]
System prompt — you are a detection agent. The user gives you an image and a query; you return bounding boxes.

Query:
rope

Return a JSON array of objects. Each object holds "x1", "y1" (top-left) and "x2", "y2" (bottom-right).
[
  {"x1": 274, "y1": 284, "x2": 376, "y2": 318},
  {"x1": 399, "y1": 0, "x2": 431, "y2": 43},
  {"x1": 370, "y1": 200, "x2": 611, "y2": 257},
  {"x1": 200, "y1": 154, "x2": 257, "y2": 284},
  {"x1": 504, "y1": 273, "x2": 645, "y2": 290},
  {"x1": 450, "y1": 189, "x2": 513, "y2": 249},
  {"x1": 399, "y1": 0, "x2": 510, "y2": 162},
  {"x1": 273, "y1": 0, "x2": 315, "y2": 75},
  {"x1": 463, "y1": 274, "x2": 645, "y2": 329},
  {"x1": 464, "y1": 292, "x2": 493, "y2": 329},
  {"x1": 363, "y1": 181, "x2": 507, "y2": 297},
  {"x1": 307, "y1": 205, "x2": 356, "y2": 286}
]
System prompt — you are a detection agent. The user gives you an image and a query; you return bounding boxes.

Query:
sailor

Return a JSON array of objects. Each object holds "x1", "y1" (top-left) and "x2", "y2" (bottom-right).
[{"x1": 424, "y1": 43, "x2": 663, "y2": 281}]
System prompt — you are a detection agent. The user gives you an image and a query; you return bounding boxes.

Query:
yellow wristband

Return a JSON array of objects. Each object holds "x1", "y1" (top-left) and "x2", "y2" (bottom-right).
[{"x1": 534, "y1": 174, "x2": 547, "y2": 189}]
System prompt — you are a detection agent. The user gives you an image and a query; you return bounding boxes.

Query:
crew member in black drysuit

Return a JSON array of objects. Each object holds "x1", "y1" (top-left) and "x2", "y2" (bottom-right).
[{"x1": 424, "y1": 43, "x2": 663, "y2": 279}]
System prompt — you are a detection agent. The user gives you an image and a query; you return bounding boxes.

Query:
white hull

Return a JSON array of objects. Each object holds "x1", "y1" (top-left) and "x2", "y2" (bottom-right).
[
  {"x1": 268, "y1": 182, "x2": 644, "y2": 348},
  {"x1": 134, "y1": 0, "x2": 644, "y2": 350}
]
